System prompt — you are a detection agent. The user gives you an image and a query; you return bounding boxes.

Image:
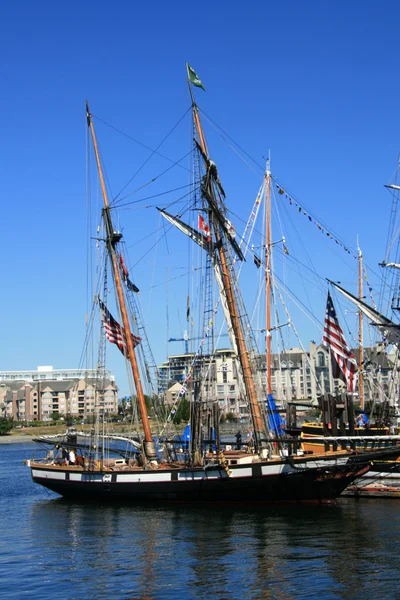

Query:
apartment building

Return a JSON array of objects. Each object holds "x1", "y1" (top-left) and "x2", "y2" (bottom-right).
[
  {"x1": 162, "y1": 349, "x2": 247, "y2": 418},
  {"x1": 0, "y1": 366, "x2": 118, "y2": 421},
  {"x1": 159, "y1": 343, "x2": 398, "y2": 419}
]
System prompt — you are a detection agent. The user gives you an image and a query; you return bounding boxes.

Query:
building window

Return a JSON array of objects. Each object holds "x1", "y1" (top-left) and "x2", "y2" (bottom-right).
[{"x1": 317, "y1": 352, "x2": 325, "y2": 367}]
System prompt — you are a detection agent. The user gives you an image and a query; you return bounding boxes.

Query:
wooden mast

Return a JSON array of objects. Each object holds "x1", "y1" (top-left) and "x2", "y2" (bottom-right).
[
  {"x1": 265, "y1": 162, "x2": 272, "y2": 396},
  {"x1": 187, "y1": 75, "x2": 266, "y2": 448},
  {"x1": 86, "y1": 102, "x2": 157, "y2": 461},
  {"x1": 358, "y1": 245, "x2": 364, "y2": 411}
]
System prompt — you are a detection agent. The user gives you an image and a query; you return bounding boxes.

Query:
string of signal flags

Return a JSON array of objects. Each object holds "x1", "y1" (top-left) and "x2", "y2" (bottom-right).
[
  {"x1": 274, "y1": 183, "x2": 358, "y2": 259},
  {"x1": 273, "y1": 183, "x2": 378, "y2": 312}
]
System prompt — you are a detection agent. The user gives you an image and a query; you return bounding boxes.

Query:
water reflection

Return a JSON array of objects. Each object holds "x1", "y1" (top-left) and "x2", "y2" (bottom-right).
[
  {"x1": 27, "y1": 499, "x2": 396, "y2": 600},
  {"x1": 4, "y1": 446, "x2": 400, "y2": 600}
]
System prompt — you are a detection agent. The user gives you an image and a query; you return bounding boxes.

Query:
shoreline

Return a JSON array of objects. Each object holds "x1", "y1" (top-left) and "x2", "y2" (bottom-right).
[{"x1": 0, "y1": 434, "x2": 36, "y2": 444}]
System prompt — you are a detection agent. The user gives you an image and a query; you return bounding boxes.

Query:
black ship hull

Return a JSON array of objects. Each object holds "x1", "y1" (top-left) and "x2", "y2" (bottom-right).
[{"x1": 29, "y1": 454, "x2": 370, "y2": 504}]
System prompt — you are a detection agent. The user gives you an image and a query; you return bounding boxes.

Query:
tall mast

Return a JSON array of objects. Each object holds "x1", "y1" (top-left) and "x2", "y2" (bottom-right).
[
  {"x1": 358, "y1": 243, "x2": 364, "y2": 410},
  {"x1": 186, "y1": 70, "x2": 266, "y2": 448},
  {"x1": 265, "y1": 161, "x2": 272, "y2": 396},
  {"x1": 86, "y1": 102, "x2": 157, "y2": 461}
]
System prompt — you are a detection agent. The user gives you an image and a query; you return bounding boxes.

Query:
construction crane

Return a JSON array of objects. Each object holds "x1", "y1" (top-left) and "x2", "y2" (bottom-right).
[{"x1": 168, "y1": 331, "x2": 229, "y2": 354}]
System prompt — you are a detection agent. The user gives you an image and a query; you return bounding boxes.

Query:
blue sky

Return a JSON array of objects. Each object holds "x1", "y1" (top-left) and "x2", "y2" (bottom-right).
[{"x1": 1, "y1": 1, "x2": 400, "y2": 397}]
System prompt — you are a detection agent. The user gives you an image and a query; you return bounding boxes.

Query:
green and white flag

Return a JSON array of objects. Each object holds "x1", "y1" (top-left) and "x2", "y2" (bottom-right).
[{"x1": 186, "y1": 64, "x2": 206, "y2": 91}]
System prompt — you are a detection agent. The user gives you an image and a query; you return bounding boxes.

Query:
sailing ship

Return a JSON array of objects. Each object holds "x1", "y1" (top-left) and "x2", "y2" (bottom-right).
[
  {"x1": 323, "y1": 281, "x2": 400, "y2": 497},
  {"x1": 298, "y1": 173, "x2": 400, "y2": 496},
  {"x1": 299, "y1": 288, "x2": 397, "y2": 454},
  {"x1": 27, "y1": 65, "x2": 400, "y2": 503}
]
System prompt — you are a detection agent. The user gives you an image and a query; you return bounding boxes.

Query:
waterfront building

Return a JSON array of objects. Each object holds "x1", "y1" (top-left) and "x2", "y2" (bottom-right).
[
  {"x1": 158, "y1": 342, "x2": 398, "y2": 419},
  {"x1": 0, "y1": 366, "x2": 118, "y2": 421},
  {"x1": 160, "y1": 349, "x2": 246, "y2": 419}
]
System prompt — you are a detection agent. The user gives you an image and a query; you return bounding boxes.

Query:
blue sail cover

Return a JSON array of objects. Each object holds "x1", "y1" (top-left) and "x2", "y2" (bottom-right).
[
  {"x1": 182, "y1": 425, "x2": 191, "y2": 442},
  {"x1": 266, "y1": 394, "x2": 284, "y2": 435},
  {"x1": 181, "y1": 425, "x2": 216, "y2": 449},
  {"x1": 182, "y1": 425, "x2": 217, "y2": 442}
]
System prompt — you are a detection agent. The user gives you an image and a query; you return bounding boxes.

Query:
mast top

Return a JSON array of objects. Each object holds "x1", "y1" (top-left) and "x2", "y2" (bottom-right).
[
  {"x1": 357, "y1": 235, "x2": 362, "y2": 258},
  {"x1": 86, "y1": 100, "x2": 91, "y2": 126},
  {"x1": 265, "y1": 153, "x2": 271, "y2": 177}
]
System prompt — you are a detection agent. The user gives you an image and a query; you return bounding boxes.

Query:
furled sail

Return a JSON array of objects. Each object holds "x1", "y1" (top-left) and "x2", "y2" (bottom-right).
[
  {"x1": 157, "y1": 207, "x2": 240, "y2": 358},
  {"x1": 329, "y1": 280, "x2": 400, "y2": 344},
  {"x1": 157, "y1": 208, "x2": 212, "y2": 250}
]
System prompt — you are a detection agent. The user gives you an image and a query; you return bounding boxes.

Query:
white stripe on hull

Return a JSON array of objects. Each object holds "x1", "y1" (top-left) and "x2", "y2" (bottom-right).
[
  {"x1": 30, "y1": 454, "x2": 355, "y2": 485},
  {"x1": 32, "y1": 469, "x2": 66, "y2": 480},
  {"x1": 230, "y1": 467, "x2": 252, "y2": 478},
  {"x1": 177, "y1": 470, "x2": 223, "y2": 480},
  {"x1": 116, "y1": 473, "x2": 172, "y2": 483}
]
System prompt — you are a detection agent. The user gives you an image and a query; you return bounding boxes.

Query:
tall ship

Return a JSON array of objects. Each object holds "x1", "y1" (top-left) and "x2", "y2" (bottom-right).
[
  {"x1": 27, "y1": 65, "x2": 400, "y2": 503},
  {"x1": 299, "y1": 168, "x2": 400, "y2": 497}
]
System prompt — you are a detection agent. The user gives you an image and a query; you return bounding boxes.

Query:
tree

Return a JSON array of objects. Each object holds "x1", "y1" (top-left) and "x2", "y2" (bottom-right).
[
  {"x1": 65, "y1": 414, "x2": 75, "y2": 427},
  {"x1": 173, "y1": 397, "x2": 190, "y2": 424},
  {"x1": 51, "y1": 412, "x2": 61, "y2": 422},
  {"x1": 119, "y1": 396, "x2": 131, "y2": 416},
  {"x1": 0, "y1": 417, "x2": 13, "y2": 436}
]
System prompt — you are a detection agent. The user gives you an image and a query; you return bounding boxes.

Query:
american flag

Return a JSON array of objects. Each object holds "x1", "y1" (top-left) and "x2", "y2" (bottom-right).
[
  {"x1": 323, "y1": 292, "x2": 357, "y2": 391},
  {"x1": 98, "y1": 299, "x2": 141, "y2": 356}
]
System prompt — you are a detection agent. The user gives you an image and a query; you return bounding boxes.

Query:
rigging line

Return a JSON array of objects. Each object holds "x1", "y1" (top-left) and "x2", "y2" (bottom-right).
[
  {"x1": 269, "y1": 192, "x2": 329, "y2": 294},
  {"x1": 273, "y1": 280, "x2": 324, "y2": 396},
  {"x1": 112, "y1": 182, "x2": 201, "y2": 209},
  {"x1": 272, "y1": 271, "x2": 324, "y2": 332},
  {"x1": 131, "y1": 197, "x2": 190, "y2": 269},
  {"x1": 251, "y1": 231, "x2": 328, "y2": 290},
  {"x1": 145, "y1": 267, "x2": 205, "y2": 291},
  {"x1": 124, "y1": 191, "x2": 199, "y2": 256},
  {"x1": 141, "y1": 261, "x2": 187, "y2": 269},
  {"x1": 274, "y1": 181, "x2": 387, "y2": 290},
  {"x1": 112, "y1": 149, "x2": 196, "y2": 207},
  {"x1": 127, "y1": 193, "x2": 200, "y2": 265},
  {"x1": 272, "y1": 284, "x2": 288, "y2": 355},
  {"x1": 92, "y1": 106, "x2": 192, "y2": 176},
  {"x1": 271, "y1": 193, "x2": 292, "y2": 350},
  {"x1": 219, "y1": 205, "x2": 268, "y2": 259},
  {"x1": 198, "y1": 107, "x2": 265, "y2": 174},
  {"x1": 275, "y1": 194, "x2": 326, "y2": 304},
  {"x1": 330, "y1": 286, "x2": 359, "y2": 350},
  {"x1": 383, "y1": 206, "x2": 400, "y2": 261},
  {"x1": 147, "y1": 211, "x2": 163, "y2": 319},
  {"x1": 85, "y1": 118, "x2": 93, "y2": 367},
  {"x1": 380, "y1": 180, "x2": 400, "y2": 316},
  {"x1": 227, "y1": 195, "x2": 361, "y2": 298},
  {"x1": 112, "y1": 108, "x2": 192, "y2": 205},
  {"x1": 271, "y1": 177, "x2": 356, "y2": 254},
  {"x1": 200, "y1": 113, "x2": 260, "y2": 176},
  {"x1": 77, "y1": 253, "x2": 107, "y2": 372}
]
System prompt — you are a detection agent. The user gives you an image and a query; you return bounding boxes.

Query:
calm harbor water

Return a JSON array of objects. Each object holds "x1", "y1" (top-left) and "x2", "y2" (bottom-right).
[{"x1": 1, "y1": 443, "x2": 400, "y2": 600}]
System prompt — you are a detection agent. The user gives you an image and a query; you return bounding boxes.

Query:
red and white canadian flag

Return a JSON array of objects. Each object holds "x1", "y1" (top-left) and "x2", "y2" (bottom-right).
[{"x1": 198, "y1": 214, "x2": 211, "y2": 242}]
